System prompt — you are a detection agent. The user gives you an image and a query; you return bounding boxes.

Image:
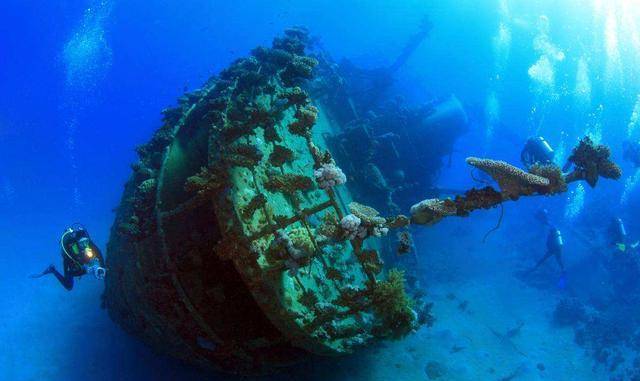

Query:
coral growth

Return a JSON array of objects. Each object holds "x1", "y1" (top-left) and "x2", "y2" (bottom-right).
[
  {"x1": 248, "y1": 104, "x2": 275, "y2": 128},
  {"x1": 264, "y1": 173, "x2": 314, "y2": 194},
  {"x1": 184, "y1": 166, "x2": 227, "y2": 196},
  {"x1": 565, "y1": 136, "x2": 622, "y2": 187},
  {"x1": 288, "y1": 227, "x2": 315, "y2": 255},
  {"x1": 412, "y1": 138, "x2": 621, "y2": 226},
  {"x1": 450, "y1": 187, "x2": 503, "y2": 216},
  {"x1": 335, "y1": 285, "x2": 368, "y2": 313},
  {"x1": 117, "y1": 215, "x2": 141, "y2": 238},
  {"x1": 356, "y1": 249, "x2": 384, "y2": 276},
  {"x1": 160, "y1": 106, "x2": 182, "y2": 126},
  {"x1": 263, "y1": 124, "x2": 282, "y2": 143},
  {"x1": 227, "y1": 144, "x2": 264, "y2": 169},
  {"x1": 372, "y1": 225, "x2": 389, "y2": 238},
  {"x1": 240, "y1": 194, "x2": 267, "y2": 220},
  {"x1": 288, "y1": 105, "x2": 318, "y2": 137},
  {"x1": 339, "y1": 202, "x2": 389, "y2": 242},
  {"x1": 278, "y1": 86, "x2": 310, "y2": 107},
  {"x1": 251, "y1": 46, "x2": 293, "y2": 69},
  {"x1": 386, "y1": 215, "x2": 411, "y2": 229},
  {"x1": 136, "y1": 125, "x2": 175, "y2": 170},
  {"x1": 314, "y1": 163, "x2": 347, "y2": 190},
  {"x1": 410, "y1": 198, "x2": 457, "y2": 225},
  {"x1": 220, "y1": 121, "x2": 255, "y2": 144},
  {"x1": 131, "y1": 161, "x2": 156, "y2": 183},
  {"x1": 109, "y1": 27, "x2": 416, "y2": 373},
  {"x1": 340, "y1": 214, "x2": 367, "y2": 240},
  {"x1": 268, "y1": 144, "x2": 295, "y2": 167},
  {"x1": 466, "y1": 156, "x2": 550, "y2": 199},
  {"x1": 369, "y1": 269, "x2": 416, "y2": 339},
  {"x1": 281, "y1": 56, "x2": 319, "y2": 86},
  {"x1": 137, "y1": 178, "x2": 157, "y2": 197},
  {"x1": 273, "y1": 27, "x2": 311, "y2": 55},
  {"x1": 348, "y1": 202, "x2": 388, "y2": 237},
  {"x1": 268, "y1": 230, "x2": 311, "y2": 276},
  {"x1": 219, "y1": 56, "x2": 261, "y2": 82},
  {"x1": 530, "y1": 163, "x2": 567, "y2": 194},
  {"x1": 397, "y1": 231, "x2": 414, "y2": 255},
  {"x1": 309, "y1": 142, "x2": 335, "y2": 166},
  {"x1": 317, "y1": 212, "x2": 343, "y2": 241},
  {"x1": 325, "y1": 267, "x2": 344, "y2": 282},
  {"x1": 298, "y1": 289, "x2": 319, "y2": 309},
  {"x1": 115, "y1": 174, "x2": 160, "y2": 245}
]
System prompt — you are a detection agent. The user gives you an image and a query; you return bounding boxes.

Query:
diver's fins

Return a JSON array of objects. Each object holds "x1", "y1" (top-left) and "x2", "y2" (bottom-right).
[{"x1": 29, "y1": 265, "x2": 55, "y2": 279}]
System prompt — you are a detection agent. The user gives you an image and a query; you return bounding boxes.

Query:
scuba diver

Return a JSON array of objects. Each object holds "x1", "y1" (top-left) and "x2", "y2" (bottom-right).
[
  {"x1": 31, "y1": 225, "x2": 106, "y2": 290},
  {"x1": 527, "y1": 226, "x2": 567, "y2": 287},
  {"x1": 604, "y1": 217, "x2": 640, "y2": 298},
  {"x1": 521, "y1": 136, "x2": 555, "y2": 169},
  {"x1": 623, "y1": 140, "x2": 640, "y2": 168},
  {"x1": 608, "y1": 217, "x2": 639, "y2": 253}
]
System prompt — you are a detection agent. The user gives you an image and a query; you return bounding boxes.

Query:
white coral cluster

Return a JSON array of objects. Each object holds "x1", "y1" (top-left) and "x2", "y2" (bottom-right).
[
  {"x1": 372, "y1": 225, "x2": 389, "y2": 237},
  {"x1": 314, "y1": 163, "x2": 347, "y2": 190},
  {"x1": 274, "y1": 230, "x2": 306, "y2": 276},
  {"x1": 340, "y1": 214, "x2": 368, "y2": 240}
]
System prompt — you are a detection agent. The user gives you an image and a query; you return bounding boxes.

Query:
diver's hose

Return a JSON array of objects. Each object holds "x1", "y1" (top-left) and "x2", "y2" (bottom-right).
[{"x1": 60, "y1": 229, "x2": 82, "y2": 267}]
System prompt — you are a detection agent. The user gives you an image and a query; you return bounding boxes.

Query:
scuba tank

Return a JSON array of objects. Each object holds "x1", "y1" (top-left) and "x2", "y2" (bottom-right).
[
  {"x1": 547, "y1": 228, "x2": 563, "y2": 253},
  {"x1": 610, "y1": 217, "x2": 627, "y2": 246},
  {"x1": 521, "y1": 136, "x2": 555, "y2": 169}
]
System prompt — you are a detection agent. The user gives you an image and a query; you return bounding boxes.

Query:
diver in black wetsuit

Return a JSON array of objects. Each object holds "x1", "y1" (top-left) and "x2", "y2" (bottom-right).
[
  {"x1": 31, "y1": 225, "x2": 106, "y2": 290},
  {"x1": 604, "y1": 217, "x2": 640, "y2": 298},
  {"x1": 528, "y1": 227, "x2": 565, "y2": 276},
  {"x1": 521, "y1": 136, "x2": 555, "y2": 169},
  {"x1": 608, "y1": 216, "x2": 639, "y2": 253},
  {"x1": 609, "y1": 217, "x2": 628, "y2": 247}
]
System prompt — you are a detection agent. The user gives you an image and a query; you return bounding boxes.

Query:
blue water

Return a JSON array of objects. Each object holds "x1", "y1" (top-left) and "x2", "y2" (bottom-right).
[{"x1": 3, "y1": 0, "x2": 640, "y2": 380}]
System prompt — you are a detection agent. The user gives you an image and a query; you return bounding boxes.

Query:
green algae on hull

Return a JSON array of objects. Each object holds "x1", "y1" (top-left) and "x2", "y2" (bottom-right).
[{"x1": 103, "y1": 28, "x2": 416, "y2": 374}]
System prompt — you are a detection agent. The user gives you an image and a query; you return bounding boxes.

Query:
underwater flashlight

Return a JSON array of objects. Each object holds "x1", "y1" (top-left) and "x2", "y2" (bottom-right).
[{"x1": 85, "y1": 247, "x2": 94, "y2": 258}]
